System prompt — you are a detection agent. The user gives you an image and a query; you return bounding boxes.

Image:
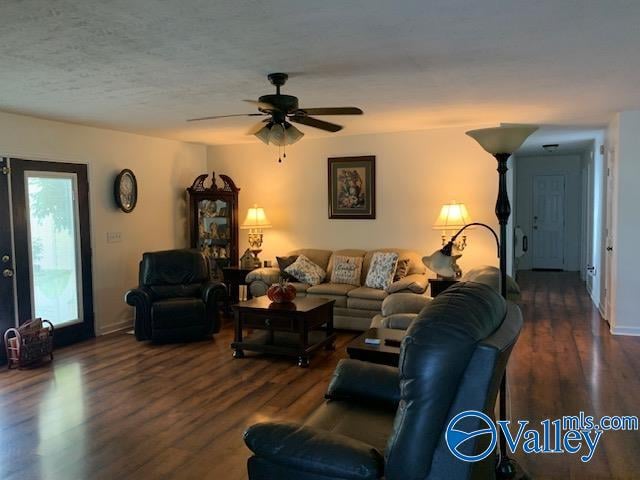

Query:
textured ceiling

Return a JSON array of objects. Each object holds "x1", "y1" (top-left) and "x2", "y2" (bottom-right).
[{"x1": 1, "y1": 0, "x2": 638, "y2": 145}]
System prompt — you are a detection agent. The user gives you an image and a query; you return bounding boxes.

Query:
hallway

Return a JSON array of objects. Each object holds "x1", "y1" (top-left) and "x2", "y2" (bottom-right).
[{"x1": 510, "y1": 271, "x2": 640, "y2": 478}]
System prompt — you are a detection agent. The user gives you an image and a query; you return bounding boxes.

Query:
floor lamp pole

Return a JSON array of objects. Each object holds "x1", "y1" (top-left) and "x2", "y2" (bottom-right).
[{"x1": 495, "y1": 152, "x2": 516, "y2": 478}]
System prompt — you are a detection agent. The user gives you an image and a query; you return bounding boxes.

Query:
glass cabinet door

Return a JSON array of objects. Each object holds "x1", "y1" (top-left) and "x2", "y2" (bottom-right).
[{"x1": 197, "y1": 199, "x2": 231, "y2": 278}]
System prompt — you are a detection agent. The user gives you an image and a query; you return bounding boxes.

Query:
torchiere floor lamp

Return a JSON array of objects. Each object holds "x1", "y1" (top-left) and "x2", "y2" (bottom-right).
[
  {"x1": 467, "y1": 125, "x2": 537, "y2": 478},
  {"x1": 426, "y1": 125, "x2": 537, "y2": 478}
]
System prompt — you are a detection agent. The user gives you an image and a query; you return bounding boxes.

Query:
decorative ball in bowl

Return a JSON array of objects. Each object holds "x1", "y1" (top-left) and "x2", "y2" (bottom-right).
[{"x1": 267, "y1": 280, "x2": 297, "y2": 304}]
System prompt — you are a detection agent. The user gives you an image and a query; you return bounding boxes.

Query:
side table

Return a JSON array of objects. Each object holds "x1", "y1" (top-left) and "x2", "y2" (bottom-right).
[
  {"x1": 222, "y1": 266, "x2": 256, "y2": 305},
  {"x1": 428, "y1": 278, "x2": 459, "y2": 297}
]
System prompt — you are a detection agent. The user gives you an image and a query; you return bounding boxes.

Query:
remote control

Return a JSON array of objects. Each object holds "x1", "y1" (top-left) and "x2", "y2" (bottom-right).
[{"x1": 364, "y1": 338, "x2": 381, "y2": 345}]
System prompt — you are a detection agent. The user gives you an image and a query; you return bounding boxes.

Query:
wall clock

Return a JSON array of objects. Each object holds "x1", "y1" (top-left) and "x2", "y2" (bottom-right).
[{"x1": 114, "y1": 169, "x2": 138, "y2": 213}]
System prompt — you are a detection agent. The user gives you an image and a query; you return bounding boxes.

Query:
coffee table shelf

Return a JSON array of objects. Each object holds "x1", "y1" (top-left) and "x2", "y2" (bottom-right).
[{"x1": 231, "y1": 296, "x2": 336, "y2": 368}]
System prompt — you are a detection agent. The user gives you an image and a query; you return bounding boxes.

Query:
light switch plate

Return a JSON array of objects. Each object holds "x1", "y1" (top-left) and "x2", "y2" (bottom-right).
[{"x1": 107, "y1": 232, "x2": 122, "y2": 243}]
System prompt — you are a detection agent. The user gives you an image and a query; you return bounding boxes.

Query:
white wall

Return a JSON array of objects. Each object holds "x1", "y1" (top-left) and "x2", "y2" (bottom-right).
[
  {"x1": 0, "y1": 111, "x2": 207, "y2": 334},
  {"x1": 514, "y1": 154, "x2": 583, "y2": 271},
  {"x1": 607, "y1": 110, "x2": 640, "y2": 335},
  {"x1": 207, "y1": 127, "x2": 508, "y2": 275}
]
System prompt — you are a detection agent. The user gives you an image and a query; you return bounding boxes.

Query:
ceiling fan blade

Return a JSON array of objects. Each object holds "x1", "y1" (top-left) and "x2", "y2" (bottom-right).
[
  {"x1": 295, "y1": 107, "x2": 363, "y2": 116},
  {"x1": 243, "y1": 99, "x2": 276, "y2": 111},
  {"x1": 289, "y1": 115, "x2": 343, "y2": 132},
  {"x1": 247, "y1": 119, "x2": 271, "y2": 135},
  {"x1": 187, "y1": 113, "x2": 265, "y2": 122}
]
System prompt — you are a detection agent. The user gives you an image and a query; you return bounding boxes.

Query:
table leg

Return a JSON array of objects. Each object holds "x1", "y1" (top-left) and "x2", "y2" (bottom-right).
[
  {"x1": 298, "y1": 317, "x2": 309, "y2": 367},
  {"x1": 233, "y1": 311, "x2": 244, "y2": 359},
  {"x1": 325, "y1": 305, "x2": 335, "y2": 351}
]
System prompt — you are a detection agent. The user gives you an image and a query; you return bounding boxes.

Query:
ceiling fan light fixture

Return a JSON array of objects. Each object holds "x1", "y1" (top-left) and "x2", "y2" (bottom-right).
[
  {"x1": 254, "y1": 122, "x2": 273, "y2": 145},
  {"x1": 284, "y1": 123, "x2": 304, "y2": 145},
  {"x1": 268, "y1": 123, "x2": 286, "y2": 146}
]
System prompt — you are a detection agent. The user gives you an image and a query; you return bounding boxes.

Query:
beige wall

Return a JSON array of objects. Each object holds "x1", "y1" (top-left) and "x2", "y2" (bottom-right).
[
  {"x1": 208, "y1": 127, "x2": 503, "y2": 274},
  {"x1": 0, "y1": 111, "x2": 207, "y2": 334}
]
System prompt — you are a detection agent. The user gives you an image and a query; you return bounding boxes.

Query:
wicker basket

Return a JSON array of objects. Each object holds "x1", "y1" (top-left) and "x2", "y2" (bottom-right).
[{"x1": 4, "y1": 318, "x2": 54, "y2": 369}]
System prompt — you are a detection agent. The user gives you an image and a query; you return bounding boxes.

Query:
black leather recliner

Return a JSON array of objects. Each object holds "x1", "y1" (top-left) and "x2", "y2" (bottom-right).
[
  {"x1": 243, "y1": 282, "x2": 523, "y2": 480},
  {"x1": 125, "y1": 249, "x2": 227, "y2": 342}
]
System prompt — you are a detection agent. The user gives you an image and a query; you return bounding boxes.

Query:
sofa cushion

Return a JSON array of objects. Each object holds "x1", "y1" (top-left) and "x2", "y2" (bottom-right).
[
  {"x1": 393, "y1": 258, "x2": 411, "y2": 281},
  {"x1": 365, "y1": 252, "x2": 399, "y2": 290},
  {"x1": 306, "y1": 293, "x2": 348, "y2": 308},
  {"x1": 287, "y1": 249, "x2": 333, "y2": 271},
  {"x1": 285, "y1": 254, "x2": 326, "y2": 286},
  {"x1": 326, "y1": 249, "x2": 367, "y2": 278},
  {"x1": 289, "y1": 282, "x2": 311, "y2": 293},
  {"x1": 381, "y1": 293, "x2": 431, "y2": 317},
  {"x1": 276, "y1": 255, "x2": 299, "y2": 281},
  {"x1": 307, "y1": 283, "x2": 358, "y2": 296},
  {"x1": 348, "y1": 286, "x2": 389, "y2": 301},
  {"x1": 348, "y1": 297, "x2": 384, "y2": 311},
  {"x1": 385, "y1": 273, "x2": 428, "y2": 294},
  {"x1": 330, "y1": 255, "x2": 363, "y2": 286},
  {"x1": 362, "y1": 248, "x2": 425, "y2": 284}
]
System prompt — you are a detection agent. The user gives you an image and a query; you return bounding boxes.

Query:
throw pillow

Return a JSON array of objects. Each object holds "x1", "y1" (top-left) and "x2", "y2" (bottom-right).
[
  {"x1": 330, "y1": 255, "x2": 363, "y2": 286},
  {"x1": 284, "y1": 254, "x2": 326, "y2": 286},
  {"x1": 393, "y1": 258, "x2": 411, "y2": 281},
  {"x1": 276, "y1": 255, "x2": 299, "y2": 281},
  {"x1": 365, "y1": 252, "x2": 399, "y2": 290}
]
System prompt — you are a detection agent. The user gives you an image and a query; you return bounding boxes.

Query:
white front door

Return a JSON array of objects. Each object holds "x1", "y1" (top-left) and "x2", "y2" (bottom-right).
[{"x1": 532, "y1": 175, "x2": 565, "y2": 269}]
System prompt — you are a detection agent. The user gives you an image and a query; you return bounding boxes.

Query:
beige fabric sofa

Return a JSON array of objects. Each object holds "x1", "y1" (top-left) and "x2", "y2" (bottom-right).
[{"x1": 245, "y1": 248, "x2": 429, "y2": 331}]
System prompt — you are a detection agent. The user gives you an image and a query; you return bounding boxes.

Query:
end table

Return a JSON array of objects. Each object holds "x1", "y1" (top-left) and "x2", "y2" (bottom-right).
[
  {"x1": 222, "y1": 266, "x2": 256, "y2": 305},
  {"x1": 428, "y1": 278, "x2": 459, "y2": 297}
]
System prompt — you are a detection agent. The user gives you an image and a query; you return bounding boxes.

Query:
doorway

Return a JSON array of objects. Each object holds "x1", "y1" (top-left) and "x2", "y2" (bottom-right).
[
  {"x1": 532, "y1": 174, "x2": 566, "y2": 269},
  {"x1": 0, "y1": 158, "x2": 94, "y2": 358}
]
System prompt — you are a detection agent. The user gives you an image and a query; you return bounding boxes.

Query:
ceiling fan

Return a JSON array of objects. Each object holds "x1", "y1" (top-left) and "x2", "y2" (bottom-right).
[{"x1": 187, "y1": 73, "x2": 363, "y2": 147}]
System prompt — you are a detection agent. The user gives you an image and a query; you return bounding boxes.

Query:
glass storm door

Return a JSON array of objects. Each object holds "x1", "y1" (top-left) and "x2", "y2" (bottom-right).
[{"x1": 6, "y1": 159, "x2": 94, "y2": 348}]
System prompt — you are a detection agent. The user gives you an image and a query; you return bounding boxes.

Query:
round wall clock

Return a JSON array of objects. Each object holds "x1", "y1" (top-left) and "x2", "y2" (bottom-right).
[{"x1": 114, "y1": 169, "x2": 138, "y2": 213}]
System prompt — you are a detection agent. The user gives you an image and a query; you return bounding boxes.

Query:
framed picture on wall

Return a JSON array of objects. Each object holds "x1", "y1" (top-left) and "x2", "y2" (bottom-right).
[{"x1": 328, "y1": 156, "x2": 376, "y2": 219}]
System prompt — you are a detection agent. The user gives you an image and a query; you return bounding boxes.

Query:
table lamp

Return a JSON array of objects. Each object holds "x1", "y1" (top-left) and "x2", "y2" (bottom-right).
[
  {"x1": 240, "y1": 204, "x2": 271, "y2": 267},
  {"x1": 433, "y1": 201, "x2": 472, "y2": 250}
]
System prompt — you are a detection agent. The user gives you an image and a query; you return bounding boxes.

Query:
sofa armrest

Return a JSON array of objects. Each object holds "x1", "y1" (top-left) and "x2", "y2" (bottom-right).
[
  {"x1": 385, "y1": 273, "x2": 428, "y2": 294},
  {"x1": 326, "y1": 359, "x2": 400, "y2": 407},
  {"x1": 245, "y1": 267, "x2": 282, "y2": 285},
  {"x1": 124, "y1": 287, "x2": 153, "y2": 340},
  {"x1": 202, "y1": 281, "x2": 227, "y2": 333},
  {"x1": 381, "y1": 292, "x2": 431, "y2": 317},
  {"x1": 244, "y1": 421, "x2": 384, "y2": 480}
]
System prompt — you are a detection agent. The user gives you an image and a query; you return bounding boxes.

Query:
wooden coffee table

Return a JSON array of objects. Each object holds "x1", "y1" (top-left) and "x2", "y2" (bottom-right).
[
  {"x1": 231, "y1": 296, "x2": 336, "y2": 367},
  {"x1": 346, "y1": 328, "x2": 404, "y2": 366}
]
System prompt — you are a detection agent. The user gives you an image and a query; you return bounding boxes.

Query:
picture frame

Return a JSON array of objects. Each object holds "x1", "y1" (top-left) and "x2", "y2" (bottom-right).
[{"x1": 328, "y1": 156, "x2": 376, "y2": 219}]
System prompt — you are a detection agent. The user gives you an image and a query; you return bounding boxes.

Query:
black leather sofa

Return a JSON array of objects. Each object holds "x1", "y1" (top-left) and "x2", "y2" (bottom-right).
[
  {"x1": 243, "y1": 282, "x2": 523, "y2": 480},
  {"x1": 125, "y1": 249, "x2": 227, "y2": 342}
]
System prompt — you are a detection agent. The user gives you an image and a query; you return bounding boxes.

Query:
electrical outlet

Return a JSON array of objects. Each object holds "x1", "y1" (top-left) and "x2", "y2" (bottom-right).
[{"x1": 107, "y1": 232, "x2": 122, "y2": 243}]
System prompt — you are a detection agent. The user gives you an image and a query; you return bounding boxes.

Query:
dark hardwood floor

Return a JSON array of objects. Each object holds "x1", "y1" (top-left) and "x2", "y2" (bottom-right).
[
  {"x1": 0, "y1": 272, "x2": 638, "y2": 479},
  {"x1": 510, "y1": 272, "x2": 640, "y2": 479}
]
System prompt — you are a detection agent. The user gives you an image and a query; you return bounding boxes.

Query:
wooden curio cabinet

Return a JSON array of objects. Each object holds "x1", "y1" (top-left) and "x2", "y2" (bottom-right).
[{"x1": 187, "y1": 173, "x2": 240, "y2": 280}]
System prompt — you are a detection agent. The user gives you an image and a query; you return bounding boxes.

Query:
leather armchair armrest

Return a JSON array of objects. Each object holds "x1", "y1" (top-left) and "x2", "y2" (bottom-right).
[
  {"x1": 202, "y1": 281, "x2": 227, "y2": 333},
  {"x1": 124, "y1": 287, "x2": 153, "y2": 340},
  {"x1": 326, "y1": 359, "x2": 400, "y2": 407},
  {"x1": 245, "y1": 267, "x2": 282, "y2": 285},
  {"x1": 381, "y1": 292, "x2": 431, "y2": 316},
  {"x1": 244, "y1": 421, "x2": 384, "y2": 480}
]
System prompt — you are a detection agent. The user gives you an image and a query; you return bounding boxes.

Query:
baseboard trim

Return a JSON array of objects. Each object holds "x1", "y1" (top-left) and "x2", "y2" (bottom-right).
[
  {"x1": 610, "y1": 325, "x2": 640, "y2": 336},
  {"x1": 98, "y1": 319, "x2": 133, "y2": 336}
]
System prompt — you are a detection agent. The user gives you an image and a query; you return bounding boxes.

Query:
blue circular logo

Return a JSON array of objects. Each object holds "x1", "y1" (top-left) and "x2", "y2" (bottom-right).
[{"x1": 445, "y1": 410, "x2": 497, "y2": 462}]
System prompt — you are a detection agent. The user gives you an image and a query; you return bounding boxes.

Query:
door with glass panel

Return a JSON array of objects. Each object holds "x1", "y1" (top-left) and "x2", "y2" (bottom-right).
[{"x1": 4, "y1": 158, "x2": 94, "y2": 348}]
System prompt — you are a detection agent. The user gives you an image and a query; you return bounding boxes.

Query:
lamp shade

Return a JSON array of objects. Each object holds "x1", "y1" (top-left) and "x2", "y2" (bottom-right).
[
  {"x1": 433, "y1": 202, "x2": 471, "y2": 230},
  {"x1": 241, "y1": 204, "x2": 272, "y2": 229},
  {"x1": 465, "y1": 125, "x2": 538, "y2": 155}
]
